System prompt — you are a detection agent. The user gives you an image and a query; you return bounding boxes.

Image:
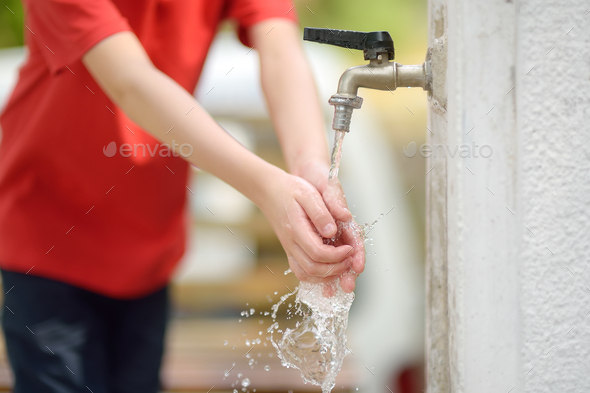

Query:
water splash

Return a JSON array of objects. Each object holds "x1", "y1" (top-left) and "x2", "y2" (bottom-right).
[
  {"x1": 269, "y1": 129, "x2": 371, "y2": 392},
  {"x1": 269, "y1": 280, "x2": 355, "y2": 392}
]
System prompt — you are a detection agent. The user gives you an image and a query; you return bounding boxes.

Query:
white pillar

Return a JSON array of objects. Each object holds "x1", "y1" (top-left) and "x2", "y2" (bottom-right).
[{"x1": 426, "y1": 1, "x2": 590, "y2": 392}]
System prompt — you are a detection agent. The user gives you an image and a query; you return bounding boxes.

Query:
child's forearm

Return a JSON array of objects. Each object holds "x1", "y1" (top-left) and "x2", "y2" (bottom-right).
[
  {"x1": 252, "y1": 20, "x2": 331, "y2": 175},
  {"x1": 82, "y1": 30, "x2": 362, "y2": 291},
  {"x1": 83, "y1": 32, "x2": 281, "y2": 207},
  {"x1": 250, "y1": 20, "x2": 353, "y2": 224}
]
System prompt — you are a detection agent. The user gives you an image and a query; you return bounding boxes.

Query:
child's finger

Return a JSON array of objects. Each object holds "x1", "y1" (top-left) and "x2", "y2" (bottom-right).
[
  {"x1": 339, "y1": 225, "x2": 366, "y2": 274},
  {"x1": 339, "y1": 274, "x2": 357, "y2": 293},
  {"x1": 323, "y1": 180, "x2": 352, "y2": 222},
  {"x1": 291, "y1": 243, "x2": 353, "y2": 277},
  {"x1": 295, "y1": 187, "x2": 337, "y2": 238},
  {"x1": 288, "y1": 256, "x2": 341, "y2": 288},
  {"x1": 290, "y1": 207, "x2": 352, "y2": 263}
]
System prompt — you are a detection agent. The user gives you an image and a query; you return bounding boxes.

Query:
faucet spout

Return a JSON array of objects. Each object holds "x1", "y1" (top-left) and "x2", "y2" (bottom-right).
[
  {"x1": 303, "y1": 27, "x2": 431, "y2": 132},
  {"x1": 329, "y1": 59, "x2": 431, "y2": 132},
  {"x1": 336, "y1": 59, "x2": 396, "y2": 97},
  {"x1": 336, "y1": 60, "x2": 429, "y2": 97}
]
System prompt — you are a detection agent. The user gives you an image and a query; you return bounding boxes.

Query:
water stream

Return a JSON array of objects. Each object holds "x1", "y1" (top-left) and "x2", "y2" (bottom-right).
[
  {"x1": 269, "y1": 130, "x2": 366, "y2": 393},
  {"x1": 328, "y1": 130, "x2": 347, "y2": 180}
]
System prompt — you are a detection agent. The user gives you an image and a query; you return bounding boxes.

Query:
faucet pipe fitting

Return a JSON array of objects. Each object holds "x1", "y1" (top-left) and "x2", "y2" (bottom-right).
[
  {"x1": 328, "y1": 96, "x2": 363, "y2": 133},
  {"x1": 396, "y1": 63, "x2": 430, "y2": 90}
]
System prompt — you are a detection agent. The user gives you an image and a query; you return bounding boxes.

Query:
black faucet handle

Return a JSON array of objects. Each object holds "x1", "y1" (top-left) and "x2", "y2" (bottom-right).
[{"x1": 303, "y1": 27, "x2": 394, "y2": 60}]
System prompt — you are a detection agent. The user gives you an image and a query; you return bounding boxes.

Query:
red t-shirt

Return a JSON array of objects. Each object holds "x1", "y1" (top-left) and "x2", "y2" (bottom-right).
[{"x1": 0, "y1": 0, "x2": 297, "y2": 298}]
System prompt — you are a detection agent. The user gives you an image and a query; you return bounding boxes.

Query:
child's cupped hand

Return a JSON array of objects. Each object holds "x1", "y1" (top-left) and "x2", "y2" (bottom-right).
[{"x1": 260, "y1": 170, "x2": 365, "y2": 294}]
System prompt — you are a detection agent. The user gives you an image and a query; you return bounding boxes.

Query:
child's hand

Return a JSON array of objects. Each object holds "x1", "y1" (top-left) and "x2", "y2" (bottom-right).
[
  {"x1": 325, "y1": 220, "x2": 366, "y2": 294},
  {"x1": 260, "y1": 172, "x2": 355, "y2": 288},
  {"x1": 292, "y1": 160, "x2": 353, "y2": 223},
  {"x1": 278, "y1": 161, "x2": 366, "y2": 293}
]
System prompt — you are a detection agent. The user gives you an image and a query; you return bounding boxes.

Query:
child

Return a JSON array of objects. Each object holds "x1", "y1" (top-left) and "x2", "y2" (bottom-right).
[{"x1": 0, "y1": 0, "x2": 365, "y2": 391}]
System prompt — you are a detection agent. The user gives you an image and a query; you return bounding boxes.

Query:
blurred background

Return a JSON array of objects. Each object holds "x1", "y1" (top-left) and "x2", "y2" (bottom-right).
[{"x1": 0, "y1": 0, "x2": 428, "y2": 392}]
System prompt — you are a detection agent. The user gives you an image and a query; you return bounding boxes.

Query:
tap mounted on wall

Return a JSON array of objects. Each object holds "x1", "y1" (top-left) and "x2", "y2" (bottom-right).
[{"x1": 304, "y1": 28, "x2": 432, "y2": 132}]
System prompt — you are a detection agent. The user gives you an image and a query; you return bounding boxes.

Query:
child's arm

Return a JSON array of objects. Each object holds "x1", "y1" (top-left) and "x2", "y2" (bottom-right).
[
  {"x1": 250, "y1": 19, "x2": 366, "y2": 288},
  {"x1": 82, "y1": 32, "x2": 356, "y2": 290}
]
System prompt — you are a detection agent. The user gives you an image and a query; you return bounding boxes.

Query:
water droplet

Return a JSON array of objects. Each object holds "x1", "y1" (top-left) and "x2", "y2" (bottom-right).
[
  {"x1": 250, "y1": 308, "x2": 255, "y2": 315},
  {"x1": 223, "y1": 340, "x2": 228, "y2": 346},
  {"x1": 264, "y1": 365, "x2": 271, "y2": 371},
  {"x1": 237, "y1": 373, "x2": 242, "y2": 378},
  {"x1": 241, "y1": 378, "x2": 251, "y2": 387},
  {"x1": 249, "y1": 358, "x2": 255, "y2": 365}
]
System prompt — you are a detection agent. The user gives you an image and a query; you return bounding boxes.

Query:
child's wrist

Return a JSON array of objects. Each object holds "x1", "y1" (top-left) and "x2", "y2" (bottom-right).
[
  {"x1": 291, "y1": 156, "x2": 330, "y2": 178},
  {"x1": 249, "y1": 163, "x2": 287, "y2": 207}
]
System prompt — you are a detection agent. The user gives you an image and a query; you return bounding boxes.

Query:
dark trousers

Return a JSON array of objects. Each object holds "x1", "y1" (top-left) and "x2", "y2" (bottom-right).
[{"x1": 0, "y1": 269, "x2": 169, "y2": 393}]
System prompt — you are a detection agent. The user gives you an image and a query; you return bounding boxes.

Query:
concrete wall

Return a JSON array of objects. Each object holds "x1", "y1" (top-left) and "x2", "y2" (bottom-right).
[{"x1": 426, "y1": 1, "x2": 590, "y2": 392}]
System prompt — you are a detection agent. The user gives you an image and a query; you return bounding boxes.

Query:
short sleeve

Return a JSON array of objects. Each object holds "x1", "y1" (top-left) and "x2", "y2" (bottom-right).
[
  {"x1": 23, "y1": 0, "x2": 132, "y2": 74},
  {"x1": 225, "y1": 0, "x2": 298, "y2": 47}
]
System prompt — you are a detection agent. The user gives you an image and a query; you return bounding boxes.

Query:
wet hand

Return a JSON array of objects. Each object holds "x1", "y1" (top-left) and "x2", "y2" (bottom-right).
[
  {"x1": 290, "y1": 161, "x2": 365, "y2": 293},
  {"x1": 259, "y1": 172, "x2": 355, "y2": 289},
  {"x1": 292, "y1": 160, "x2": 352, "y2": 223},
  {"x1": 324, "y1": 221, "x2": 366, "y2": 294}
]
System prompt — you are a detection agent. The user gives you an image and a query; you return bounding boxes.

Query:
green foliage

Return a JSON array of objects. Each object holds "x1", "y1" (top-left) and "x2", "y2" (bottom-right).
[
  {"x1": 295, "y1": 0, "x2": 427, "y2": 63},
  {"x1": 0, "y1": 0, "x2": 24, "y2": 48},
  {"x1": 296, "y1": 0, "x2": 426, "y2": 37}
]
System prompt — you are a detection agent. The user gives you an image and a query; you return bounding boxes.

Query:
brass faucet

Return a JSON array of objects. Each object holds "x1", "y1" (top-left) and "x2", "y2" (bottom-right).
[{"x1": 304, "y1": 28, "x2": 432, "y2": 132}]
